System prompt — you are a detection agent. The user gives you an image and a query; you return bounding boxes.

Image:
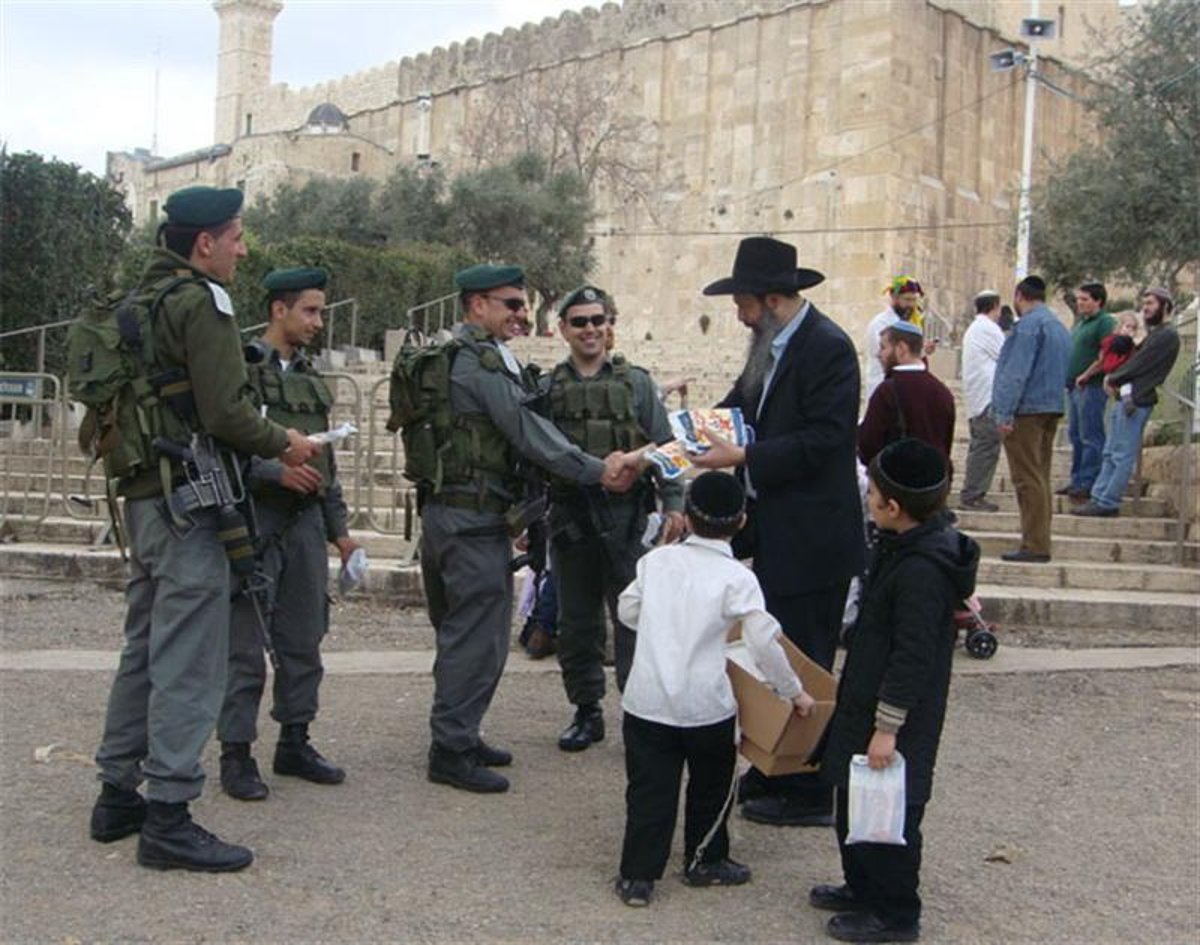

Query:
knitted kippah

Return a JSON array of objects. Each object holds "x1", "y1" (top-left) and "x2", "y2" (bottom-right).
[
  {"x1": 686, "y1": 471, "x2": 745, "y2": 526},
  {"x1": 874, "y1": 438, "x2": 948, "y2": 494}
]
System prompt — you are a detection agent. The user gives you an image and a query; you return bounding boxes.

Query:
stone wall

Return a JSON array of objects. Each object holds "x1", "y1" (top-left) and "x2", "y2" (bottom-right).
[{"x1": 111, "y1": 0, "x2": 1103, "y2": 373}]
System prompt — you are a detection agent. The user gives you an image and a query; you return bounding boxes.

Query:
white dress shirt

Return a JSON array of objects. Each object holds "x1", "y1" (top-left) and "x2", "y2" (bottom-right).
[
  {"x1": 863, "y1": 307, "x2": 899, "y2": 402},
  {"x1": 618, "y1": 536, "x2": 804, "y2": 727},
  {"x1": 960, "y1": 314, "x2": 1005, "y2": 419}
]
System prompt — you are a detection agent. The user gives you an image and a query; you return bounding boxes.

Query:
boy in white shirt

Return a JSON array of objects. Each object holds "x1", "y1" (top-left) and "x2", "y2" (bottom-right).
[{"x1": 614, "y1": 472, "x2": 815, "y2": 907}]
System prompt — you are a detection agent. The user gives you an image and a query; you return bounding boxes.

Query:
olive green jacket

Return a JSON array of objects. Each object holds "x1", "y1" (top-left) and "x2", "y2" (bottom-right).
[{"x1": 120, "y1": 249, "x2": 289, "y2": 498}]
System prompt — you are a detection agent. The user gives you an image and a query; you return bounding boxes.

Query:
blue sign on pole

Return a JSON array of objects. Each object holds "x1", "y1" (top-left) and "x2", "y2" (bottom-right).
[{"x1": 0, "y1": 375, "x2": 43, "y2": 400}]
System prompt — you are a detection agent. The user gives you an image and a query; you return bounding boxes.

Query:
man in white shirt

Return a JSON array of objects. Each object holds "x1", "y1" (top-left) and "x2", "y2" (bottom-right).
[
  {"x1": 864, "y1": 275, "x2": 924, "y2": 402},
  {"x1": 958, "y1": 290, "x2": 1006, "y2": 512}
]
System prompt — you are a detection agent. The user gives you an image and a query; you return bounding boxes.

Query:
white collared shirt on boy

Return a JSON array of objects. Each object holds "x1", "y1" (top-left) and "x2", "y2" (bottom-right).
[{"x1": 618, "y1": 535, "x2": 803, "y2": 728}]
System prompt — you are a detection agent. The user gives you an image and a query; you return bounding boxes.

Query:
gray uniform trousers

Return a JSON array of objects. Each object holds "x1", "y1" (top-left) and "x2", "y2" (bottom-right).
[
  {"x1": 550, "y1": 496, "x2": 645, "y2": 705},
  {"x1": 219, "y1": 501, "x2": 329, "y2": 744},
  {"x1": 95, "y1": 497, "x2": 231, "y2": 803},
  {"x1": 960, "y1": 409, "x2": 1003, "y2": 503},
  {"x1": 420, "y1": 502, "x2": 513, "y2": 753}
]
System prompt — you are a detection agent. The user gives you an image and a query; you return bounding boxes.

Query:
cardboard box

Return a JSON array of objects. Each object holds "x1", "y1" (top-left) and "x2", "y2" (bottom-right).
[{"x1": 726, "y1": 629, "x2": 838, "y2": 776}]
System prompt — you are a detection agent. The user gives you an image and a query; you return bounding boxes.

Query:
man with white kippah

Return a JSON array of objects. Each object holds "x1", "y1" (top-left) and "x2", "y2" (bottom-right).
[{"x1": 957, "y1": 290, "x2": 1006, "y2": 512}]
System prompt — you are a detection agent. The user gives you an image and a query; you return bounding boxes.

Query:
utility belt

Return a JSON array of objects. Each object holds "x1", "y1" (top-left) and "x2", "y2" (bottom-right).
[{"x1": 422, "y1": 489, "x2": 511, "y2": 516}]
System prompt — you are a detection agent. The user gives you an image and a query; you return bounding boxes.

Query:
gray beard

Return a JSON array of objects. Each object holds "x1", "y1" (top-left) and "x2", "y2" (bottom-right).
[{"x1": 740, "y1": 309, "x2": 784, "y2": 405}]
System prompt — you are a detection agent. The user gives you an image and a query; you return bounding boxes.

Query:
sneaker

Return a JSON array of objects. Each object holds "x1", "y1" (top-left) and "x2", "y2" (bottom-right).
[
  {"x1": 615, "y1": 877, "x2": 653, "y2": 907},
  {"x1": 682, "y1": 858, "x2": 752, "y2": 887},
  {"x1": 957, "y1": 497, "x2": 999, "y2": 512}
]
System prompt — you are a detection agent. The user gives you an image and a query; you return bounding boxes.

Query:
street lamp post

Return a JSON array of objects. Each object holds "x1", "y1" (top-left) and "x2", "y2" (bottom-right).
[{"x1": 991, "y1": 4, "x2": 1057, "y2": 282}]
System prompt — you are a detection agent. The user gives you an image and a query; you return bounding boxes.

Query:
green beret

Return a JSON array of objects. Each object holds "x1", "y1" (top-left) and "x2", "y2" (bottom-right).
[
  {"x1": 557, "y1": 285, "x2": 609, "y2": 318},
  {"x1": 163, "y1": 186, "x2": 244, "y2": 228},
  {"x1": 454, "y1": 263, "x2": 524, "y2": 292},
  {"x1": 262, "y1": 267, "x2": 329, "y2": 294}
]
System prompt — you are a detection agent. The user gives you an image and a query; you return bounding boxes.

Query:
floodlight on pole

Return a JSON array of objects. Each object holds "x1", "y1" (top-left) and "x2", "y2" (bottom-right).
[{"x1": 1014, "y1": 4, "x2": 1051, "y2": 282}]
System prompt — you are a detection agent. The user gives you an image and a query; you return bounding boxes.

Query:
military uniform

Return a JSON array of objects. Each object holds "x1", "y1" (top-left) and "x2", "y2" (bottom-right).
[
  {"x1": 416, "y1": 264, "x2": 609, "y2": 793},
  {"x1": 91, "y1": 186, "x2": 290, "y2": 872},
  {"x1": 543, "y1": 353, "x2": 682, "y2": 730},
  {"x1": 218, "y1": 328, "x2": 349, "y2": 793}
]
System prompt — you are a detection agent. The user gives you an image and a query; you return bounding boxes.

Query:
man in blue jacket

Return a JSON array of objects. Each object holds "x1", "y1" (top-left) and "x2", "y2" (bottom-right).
[{"x1": 991, "y1": 275, "x2": 1071, "y2": 563}]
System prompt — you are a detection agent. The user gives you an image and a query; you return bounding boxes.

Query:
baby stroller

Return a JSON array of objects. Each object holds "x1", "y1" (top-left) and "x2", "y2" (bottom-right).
[{"x1": 954, "y1": 594, "x2": 998, "y2": 659}]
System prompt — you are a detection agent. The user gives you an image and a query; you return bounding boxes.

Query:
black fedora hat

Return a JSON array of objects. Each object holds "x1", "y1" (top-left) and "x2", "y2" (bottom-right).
[{"x1": 702, "y1": 236, "x2": 825, "y2": 296}]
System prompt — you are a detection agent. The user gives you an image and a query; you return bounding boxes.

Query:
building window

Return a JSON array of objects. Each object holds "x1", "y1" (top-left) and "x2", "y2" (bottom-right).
[
  {"x1": 351, "y1": 152, "x2": 361, "y2": 172},
  {"x1": 245, "y1": 113, "x2": 253, "y2": 135}
]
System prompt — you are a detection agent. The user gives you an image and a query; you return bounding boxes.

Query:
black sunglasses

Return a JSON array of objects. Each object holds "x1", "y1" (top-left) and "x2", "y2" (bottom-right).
[
  {"x1": 487, "y1": 295, "x2": 528, "y2": 313},
  {"x1": 567, "y1": 314, "x2": 612, "y2": 329}
]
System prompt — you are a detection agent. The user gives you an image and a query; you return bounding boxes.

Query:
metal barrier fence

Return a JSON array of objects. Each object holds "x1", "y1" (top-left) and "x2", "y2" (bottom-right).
[{"x1": 0, "y1": 373, "x2": 67, "y2": 532}]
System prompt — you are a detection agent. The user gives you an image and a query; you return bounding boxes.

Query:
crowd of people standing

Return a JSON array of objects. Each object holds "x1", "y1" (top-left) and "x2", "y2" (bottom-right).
[{"x1": 84, "y1": 184, "x2": 1183, "y2": 944}]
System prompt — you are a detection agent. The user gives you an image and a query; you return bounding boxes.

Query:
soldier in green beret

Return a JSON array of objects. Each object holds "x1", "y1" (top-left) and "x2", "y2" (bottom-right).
[
  {"x1": 540, "y1": 285, "x2": 686, "y2": 752},
  {"x1": 417, "y1": 263, "x2": 642, "y2": 793},
  {"x1": 217, "y1": 267, "x2": 358, "y2": 801},
  {"x1": 89, "y1": 187, "x2": 319, "y2": 871}
]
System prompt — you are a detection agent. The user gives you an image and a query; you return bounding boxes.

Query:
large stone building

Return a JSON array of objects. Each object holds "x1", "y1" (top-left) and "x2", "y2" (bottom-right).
[{"x1": 108, "y1": 0, "x2": 1126, "y2": 351}]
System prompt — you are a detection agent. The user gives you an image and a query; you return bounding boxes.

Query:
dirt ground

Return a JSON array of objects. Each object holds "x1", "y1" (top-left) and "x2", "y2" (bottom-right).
[{"x1": 0, "y1": 577, "x2": 1197, "y2": 945}]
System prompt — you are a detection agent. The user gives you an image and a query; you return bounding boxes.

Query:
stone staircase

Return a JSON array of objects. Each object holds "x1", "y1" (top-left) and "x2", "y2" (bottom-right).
[{"x1": 1, "y1": 339, "x2": 1196, "y2": 648}]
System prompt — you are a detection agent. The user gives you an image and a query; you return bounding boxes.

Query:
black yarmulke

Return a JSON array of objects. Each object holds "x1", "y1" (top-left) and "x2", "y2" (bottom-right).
[
  {"x1": 687, "y1": 471, "x2": 745, "y2": 524},
  {"x1": 876, "y1": 438, "x2": 948, "y2": 493}
]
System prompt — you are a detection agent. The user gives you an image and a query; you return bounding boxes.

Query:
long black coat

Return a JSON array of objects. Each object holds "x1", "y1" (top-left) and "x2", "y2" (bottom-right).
[
  {"x1": 719, "y1": 305, "x2": 865, "y2": 596},
  {"x1": 821, "y1": 519, "x2": 979, "y2": 805}
]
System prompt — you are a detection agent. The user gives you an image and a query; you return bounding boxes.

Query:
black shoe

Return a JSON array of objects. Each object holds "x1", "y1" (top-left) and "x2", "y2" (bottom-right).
[
  {"x1": 473, "y1": 739, "x2": 513, "y2": 767},
  {"x1": 827, "y1": 911, "x2": 919, "y2": 943},
  {"x1": 90, "y1": 782, "x2": 146, "y2": 843},
  {"x1": 741, "y1": 794, "x2": 834, "y2": 827},
  {"x1": 427, "y1": 744, "x2": 509, "y2": 793},
  {"x1": 1071, "y1": 501, "x2": 1118, "y2": 518},
  {"x1": 136, "y1": 802, "x2": 253, "y2": 873},
  {"x1": 274, "y1": 724, "x2": 346, "y2": 785},
  {"x1": 615, "y1": 877, "x2": 653, "y2": 907},
  {"x1": 1053, "y1": 484, "x2": 1074, "y2": 496},
  {"x1": 957, "y1": 497, "x2": 999, "y2": 513},
  {"x1": 809, "y1": 883, "x2": 868, "y2": 912},
  {"x1": 220, "y1": 743, "x2": 269, "y2": 801},
  {"x1": 736, "y1": 768, "x2": 772, "y2": 804},
  {"x1": 558, "y1": 704, "x2": 604, "y2": 752},
  {"x1": 524, "y1": 624, "x2": 557, "y2": 660},
  {"x1": 683, "y1": 858, "x2": 751, "y2": 887},
  {"x1": 1000, "y1": 549, "x2": 1051, "y2": 563}
]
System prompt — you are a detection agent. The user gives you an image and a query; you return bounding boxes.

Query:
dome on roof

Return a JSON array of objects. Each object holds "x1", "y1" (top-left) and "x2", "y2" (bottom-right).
[{"x1": 305, "y1": 102, "x2": 348, "y2": 132}]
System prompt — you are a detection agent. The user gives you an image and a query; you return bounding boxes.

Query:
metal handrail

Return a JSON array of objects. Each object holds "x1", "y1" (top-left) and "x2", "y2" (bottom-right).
[{"x1": 405, "y1": 293, "x2": 458, "y2": 336}]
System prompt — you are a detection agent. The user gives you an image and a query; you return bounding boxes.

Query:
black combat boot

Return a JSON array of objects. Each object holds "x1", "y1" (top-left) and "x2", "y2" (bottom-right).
[
  {"x1": 427, "y1": 744, "x2": 509, "y2": 793},
  {"x1": 136, "y1": 801, "x2": 253, "y2": 872},
  {"x1": 558, "y1": 703, "x2": 605, "y2": 752},
  {"x1": 89, "y1": 782, "x2": 146, "y2": 843},
  {"x1": 220, "y1": 742, "x2": 269, "y2": 801},
  {"x1": 273, "y1": 723, "x2": 346, "y2": 784}
]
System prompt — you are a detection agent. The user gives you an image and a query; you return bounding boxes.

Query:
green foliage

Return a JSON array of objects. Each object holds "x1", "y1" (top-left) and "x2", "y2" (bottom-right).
[
  {"x1": 244, "y1": 175, "x2": 382, "y2": 245},
  {"x1": 1032, "y1": 0, "x2": 1200, "y2": 291},
  {"x1": 0, "y1": 151, "x2": 131, "y2": 373},
  {"x1": 445, "y1": 153, "x2": 594, "y2": 327},
  {"x1": 375, "y1": 165, "x2": 451, "y2": 245}
]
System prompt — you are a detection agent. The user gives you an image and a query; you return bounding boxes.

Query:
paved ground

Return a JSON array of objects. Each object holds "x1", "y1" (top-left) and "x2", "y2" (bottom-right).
[{"x1": 0, "y1": 578, "x2": 1197, "y2": 945}]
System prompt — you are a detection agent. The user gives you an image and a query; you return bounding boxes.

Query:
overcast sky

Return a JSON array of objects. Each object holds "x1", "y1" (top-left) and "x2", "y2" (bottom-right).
[{"x1": 0, "y1": 0, "x2": 592, "y2": 175}]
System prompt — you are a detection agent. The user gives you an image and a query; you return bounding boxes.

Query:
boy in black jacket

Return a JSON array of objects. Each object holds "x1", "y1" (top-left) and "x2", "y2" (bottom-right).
[{"x1": 811, "y1": 438, "x2": 979, "y2": 943}]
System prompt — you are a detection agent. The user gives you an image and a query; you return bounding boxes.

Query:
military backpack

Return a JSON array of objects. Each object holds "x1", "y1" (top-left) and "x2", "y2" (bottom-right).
[
  {"x1": 385, "y1": 333, "x2": 520, "y2": 494},
  {"x1": 66, "y1": 274, "x2": 198, "y2": 481}
]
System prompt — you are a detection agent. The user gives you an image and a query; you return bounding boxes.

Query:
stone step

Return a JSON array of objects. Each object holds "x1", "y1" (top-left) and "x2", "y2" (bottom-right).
[
  {"x1": 970, "y1": 531, "x2": 1199, "y2": 566},
  {"x1": 956, "y1": 509, "x2": 1183, "y2": 541},
  {"x1": 955, "y1": 492, "x2": 1168, "y2": 518},
  {"x1": 975, "y1": 583, "x2": 1199, "y2": 634},
  {"x1": 977, "y1": 558, "x2": 1200, "y2": 594},
  {"x1": 1, "y1": 543, "x2": 1193, "y2": 634}
]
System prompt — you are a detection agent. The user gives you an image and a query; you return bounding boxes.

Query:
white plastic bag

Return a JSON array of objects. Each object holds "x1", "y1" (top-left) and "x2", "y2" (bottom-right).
[
  {"x1": 337, "y1": 547, "x2": 369, "y2": 594},
  {"x1": 846, "y1": 752, "x2": 907, "y2": 845}
]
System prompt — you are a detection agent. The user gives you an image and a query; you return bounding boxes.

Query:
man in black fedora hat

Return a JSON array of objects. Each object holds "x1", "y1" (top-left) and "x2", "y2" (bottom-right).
[{"x1": 693, "y1": 236, "x2": 864, "y2": 827}]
